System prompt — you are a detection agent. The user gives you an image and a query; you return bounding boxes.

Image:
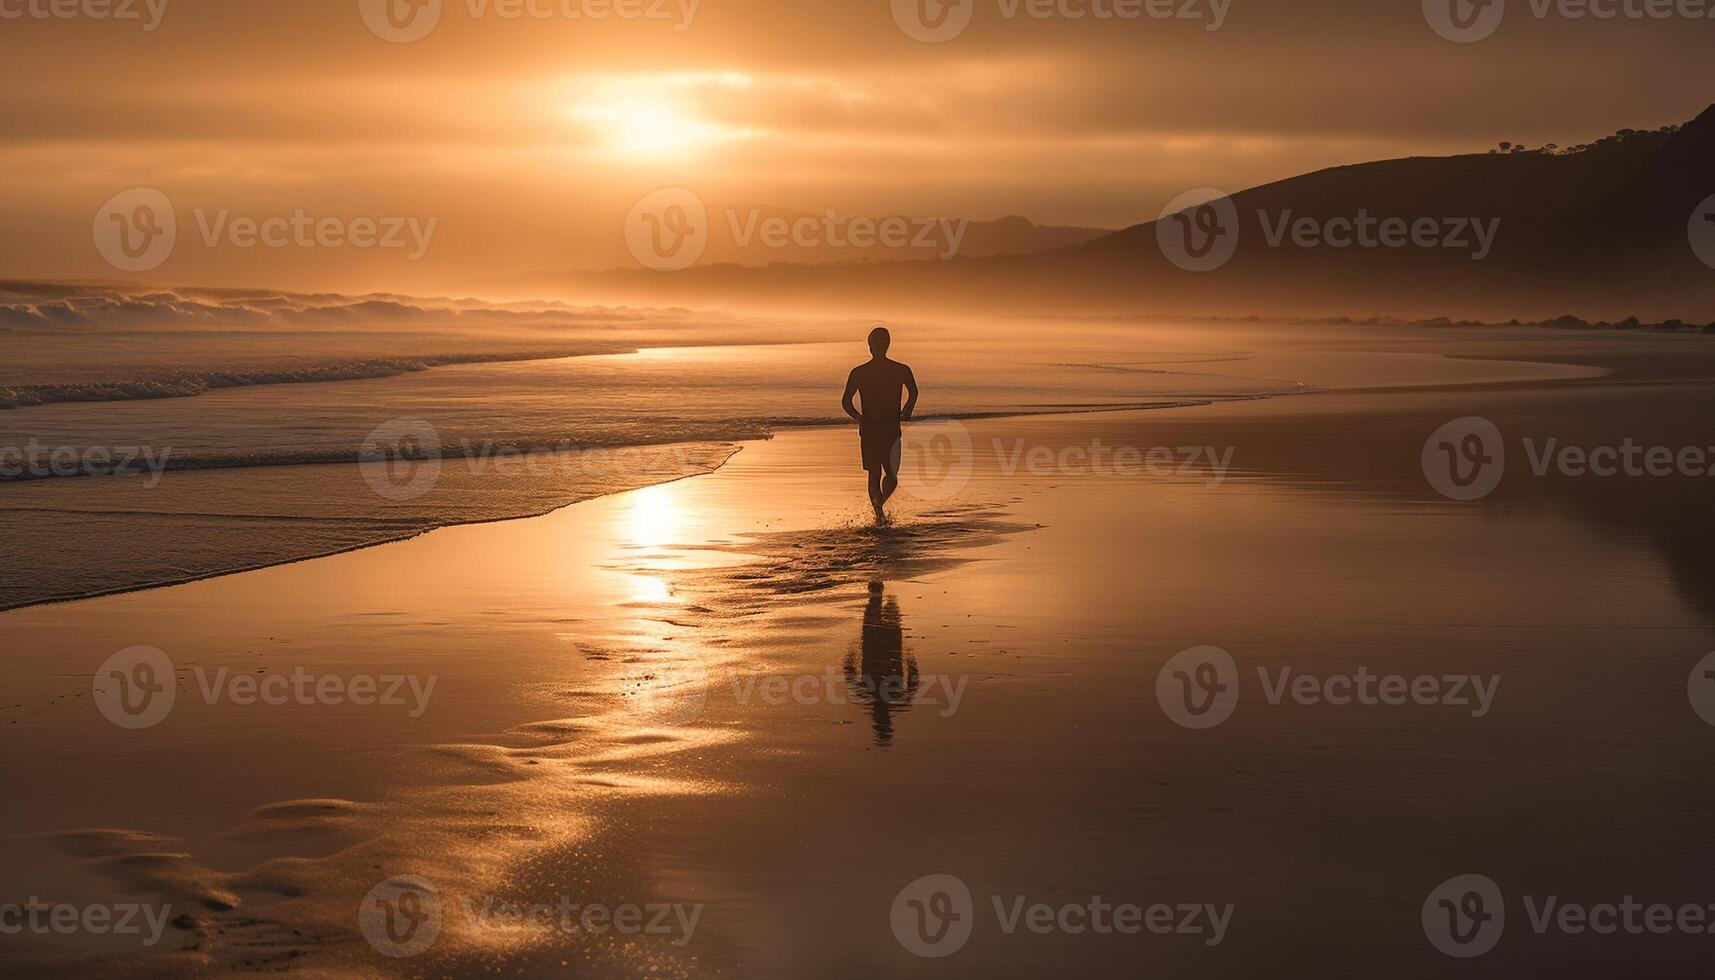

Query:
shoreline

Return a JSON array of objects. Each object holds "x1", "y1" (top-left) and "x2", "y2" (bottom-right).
[
  {"x1": 0, "y1": 345, "x2": 1612, "y2": 614},
  {"x1": 0, "y1": 334, "x2": 873, "y2": 414},
  {"x1": 0, "y1": 442, "x2": 743, "y2": 614},
  {"x1": 0, "y1": 450, "x2": 740, "y2": 616},
  {"x1": 0, "y1": 398, "x2": 1237, "y2": 485},
  {"x1": 0, "y1": 308, "x2": 1639, "y2": 420}
]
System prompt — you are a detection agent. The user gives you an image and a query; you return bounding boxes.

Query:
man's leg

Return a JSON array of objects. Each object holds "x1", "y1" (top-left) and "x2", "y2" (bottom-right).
[
  {"x1": 867, "y1": 468, "x2": 885, "y2": 513},
  {"x1": 878, "y1": 446, "x2": 901, "y2": 506}
]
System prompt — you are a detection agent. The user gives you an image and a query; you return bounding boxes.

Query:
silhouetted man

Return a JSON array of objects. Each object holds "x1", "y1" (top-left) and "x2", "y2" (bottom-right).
[{"x1": 842, "y1": 326, "x2": 918, "y2": 521}]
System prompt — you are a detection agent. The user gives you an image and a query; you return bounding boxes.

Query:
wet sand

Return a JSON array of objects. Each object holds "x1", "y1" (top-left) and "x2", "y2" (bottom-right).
[
  {"x1": 0, "y1": 319, "x2": 1605, "y2": 612},
  {"x1": 5, "y1": 332, "x2": 1715, "y2": 977}
]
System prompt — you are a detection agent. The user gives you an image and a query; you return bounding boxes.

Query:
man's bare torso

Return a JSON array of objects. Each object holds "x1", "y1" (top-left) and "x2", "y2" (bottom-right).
[{"x1": 848, "y1": 357, "x2": 914, "y2": 428}]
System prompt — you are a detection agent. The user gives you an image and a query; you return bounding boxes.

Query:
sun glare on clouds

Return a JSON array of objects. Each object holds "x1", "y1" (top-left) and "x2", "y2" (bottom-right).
[
  {"x1": 564, "y1": 72, "x2": 762, "y2": 160},
  {"x1": 587, "y1": 101, "x2": 707, "y2": 157}
]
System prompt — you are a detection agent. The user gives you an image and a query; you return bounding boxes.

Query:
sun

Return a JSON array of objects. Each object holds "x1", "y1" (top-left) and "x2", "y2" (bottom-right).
[
  {"x1": 561, "y1": 73, "x2": 761, "y2": 161},
  {"x1": 616, "y1": 103, "x2": 701, "y2": 156},
  {"x1": 578, "y1": 100, "x2": 709, "y2": 159}
]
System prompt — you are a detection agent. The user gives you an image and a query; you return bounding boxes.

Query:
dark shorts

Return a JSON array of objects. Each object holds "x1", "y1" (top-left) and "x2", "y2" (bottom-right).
[{"x1": 859, "y1": 424, "x2": 902, "y2": 472}]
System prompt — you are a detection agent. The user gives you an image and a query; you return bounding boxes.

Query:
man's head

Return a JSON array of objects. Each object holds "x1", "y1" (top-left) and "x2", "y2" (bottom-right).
[{"x1": 867, "y1": 326, "x2": 891, "y2": 357}]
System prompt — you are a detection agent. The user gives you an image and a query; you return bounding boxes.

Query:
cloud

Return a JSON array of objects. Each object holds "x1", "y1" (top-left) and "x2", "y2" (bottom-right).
[{"x1": 4, "y1": 0, "x2": 1711, "y2": 290}]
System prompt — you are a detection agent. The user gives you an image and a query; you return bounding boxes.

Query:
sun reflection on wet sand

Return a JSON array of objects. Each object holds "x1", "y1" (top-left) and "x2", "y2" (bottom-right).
[
  {"x1": 626, "y1": 483, "x2": 682, "y2": 550},
  {"x1": 0, "y1": 431, "x2": 1029, "y2": 975},
  {"x1": 629, "y1": 573, "x2": 672, "y2": 605}
]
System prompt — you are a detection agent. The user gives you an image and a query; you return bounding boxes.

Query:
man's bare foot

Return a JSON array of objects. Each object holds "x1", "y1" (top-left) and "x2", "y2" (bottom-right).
[{"x1": 872, "y1": 503, "x2": 888, "y2": 525}]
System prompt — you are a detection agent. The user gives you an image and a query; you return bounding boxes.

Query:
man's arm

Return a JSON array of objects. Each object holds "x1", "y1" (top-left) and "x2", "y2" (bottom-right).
[
  {"x1": 842, "y1": 368, "x2": 864, "y2": 423},
  {"x1": 901, "y1": 366, "x2": 919, "y2": 421}
]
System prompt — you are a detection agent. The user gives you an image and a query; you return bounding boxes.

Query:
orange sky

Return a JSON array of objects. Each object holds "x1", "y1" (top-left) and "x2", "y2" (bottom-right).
[{"x1": 3, "y1": 0, "x2": 1711, "y2": 293}]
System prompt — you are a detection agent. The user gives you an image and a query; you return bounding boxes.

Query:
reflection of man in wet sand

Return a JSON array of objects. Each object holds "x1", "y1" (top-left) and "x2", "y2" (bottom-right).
[
  {"x1": 841, "y1": 326, "x2": 919, "y2": 522},
  {"x1": 844, "y1": 580, "x2": 919, "y2": 747}
]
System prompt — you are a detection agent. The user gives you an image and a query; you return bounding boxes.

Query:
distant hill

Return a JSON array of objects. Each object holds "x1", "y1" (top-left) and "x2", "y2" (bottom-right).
[
  {"x1": 492, "y1": 212, "x2": 1109, "y2": 296},
  {"x1": 687, "y1": 210, "x2": 1110, "y2": 264},
  {"x1": 554, "y1": 106, "x2": 1715, "y2": 322}
]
